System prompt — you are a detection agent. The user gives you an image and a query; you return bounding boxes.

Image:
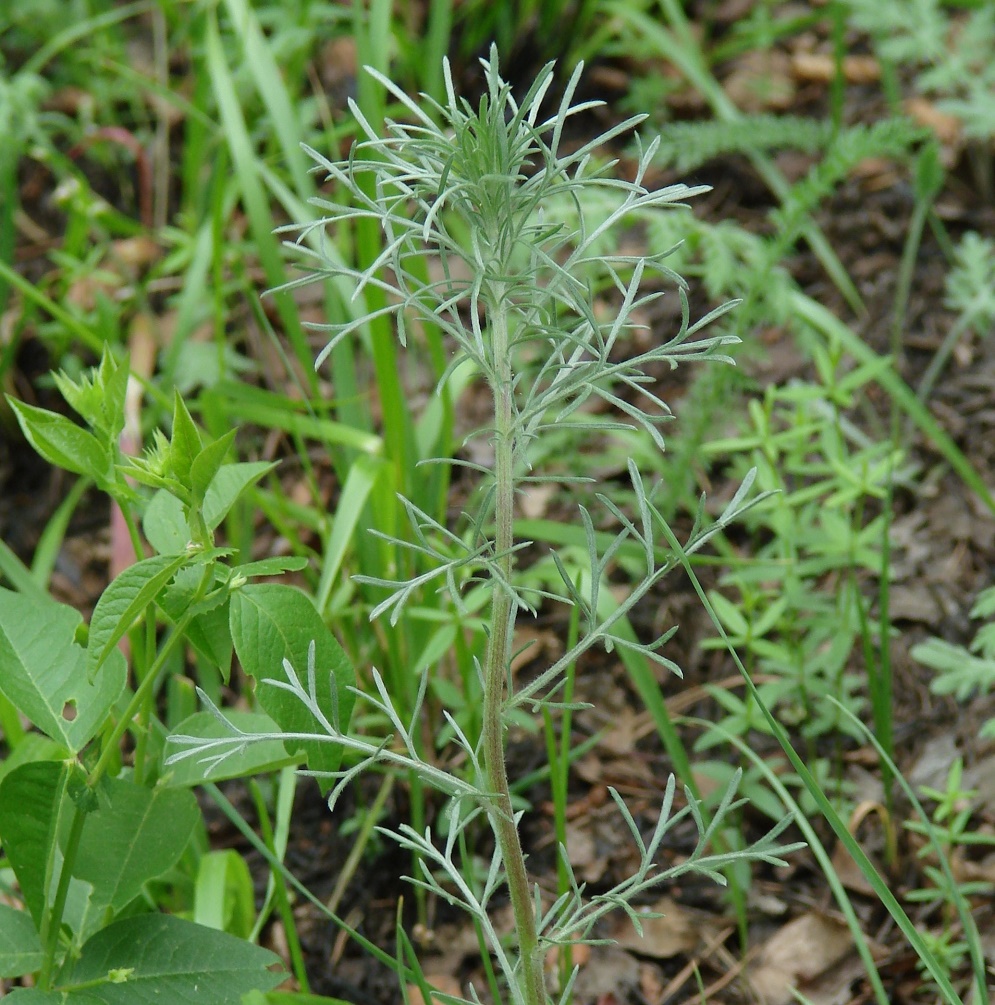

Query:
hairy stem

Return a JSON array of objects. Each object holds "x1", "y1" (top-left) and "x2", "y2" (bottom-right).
[{"x1": 481, "y1": 286, "x2": 545, "y2": 1005}]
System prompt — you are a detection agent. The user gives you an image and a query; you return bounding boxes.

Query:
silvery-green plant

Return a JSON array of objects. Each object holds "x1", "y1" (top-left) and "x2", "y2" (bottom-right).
[{"x1": 168, "y1": 47, "x2": 802, "y2": 1005}]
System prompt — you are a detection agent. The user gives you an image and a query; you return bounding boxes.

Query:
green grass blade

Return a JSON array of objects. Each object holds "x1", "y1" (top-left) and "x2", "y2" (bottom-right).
[
  {"x1": 0, "y1": 259, "x2": 105, "y2": 356},
  {"x1": 29, "y1": 477, "x2": 91, "y2": 591},
  {"x1": 830, "y1": 700, "x2": 988, "y2": 1003},
  {"x1": 664, "y1": 519, "x2": 967, "y2": 1004},
  {"x1": 220, "y1": 0, "x2": 314, "y2": 195},
  {"x1": 685, "y1": 715, "x2": 891, "y2": 1005},
  {"x1": 0, "y1": 540, "x2": 48, "y2": 602},
  {"x1": 204, "y1": 11, "x2": 317, "y2": 394},
  {"x1": 315, "y1": 453, "x2": 386, "y2": 618},
  {"x1": 23, "y1": 1, "x2": 151, "y2": 75},
  {"x1": 201, "y1": 381, "x2": 382, "y2": 454}
]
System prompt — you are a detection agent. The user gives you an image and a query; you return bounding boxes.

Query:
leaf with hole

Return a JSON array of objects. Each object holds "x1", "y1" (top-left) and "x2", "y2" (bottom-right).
[{"x1": 0, "y1": 589, "x2": 127, "y2": 752}]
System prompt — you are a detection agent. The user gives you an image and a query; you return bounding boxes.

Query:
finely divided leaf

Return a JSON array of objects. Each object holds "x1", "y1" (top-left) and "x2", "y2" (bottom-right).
[{"x1": 166, "y1": 711, "x2": 301, "y2": 785}]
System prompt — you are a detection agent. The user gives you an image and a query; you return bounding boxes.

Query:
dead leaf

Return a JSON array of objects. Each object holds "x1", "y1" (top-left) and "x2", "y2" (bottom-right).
[
  {"x1": 509, "y1": 627, "x2": 561, "y2": 676},
  {"x1": 830, "y1": 839, "x2": 879, "y2": 897},
  {"x1": 564, "y1": 820, "x2": 598, "y2": 869},
  {"x1": 888, "y1": 585, "x2": 942, "y2": 626},
  {"x1": 964, "y1": 752, "x2": 995, "y2": 809},
  {"x1": 519, "y1": 482, "x2": 556, "y2": 519},
  {"x1": 109, "y1": 235, "x2": 162, "y2": 273},
  {"x1": 545, "y1": 935, "x2": 591, "y2": 995},
  {"x1": 563, "y1": 819, "x2": 608, "y2": 883},
  {"x1": 723, "y1": 50, "x2": 795, "y2": 112},
  {"x1": 596, "y1": 706, "x2": 644, "y2": 757},
  {"x1": 639, "y1": 961, "x2": 665, "y2": 1005},
  {"x1": 791, "y1": 52, "x2": 880, "y2": 84},
  {"x1": 65, "y1": 272, "x2": 122, "y2": 311},
  {"x1": 569, "y1": 945, "x2": 641, "y2": 1002},
  {"x1": 905, "y1": 96, "x2": 963, "y2": 149},
  {"x1": 320, "y1": 35, "x2": 358, "y2": 93},
  {"x1": 748, "y1": 912, "x2": 853, "y2": 1004},
  {"x1": 406, "y1": 973, "x2": 463, "y2": 1005},
  {"x1": 909, "y1": 734, "x2": 959, "y2": 792},
  {"x1": 612, "y1": 896, "x2": 699, "y2": 959}
]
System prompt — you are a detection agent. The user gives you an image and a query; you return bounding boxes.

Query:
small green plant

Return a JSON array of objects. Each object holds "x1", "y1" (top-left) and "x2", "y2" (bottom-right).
[
  {"x1": 169, "y1": 47, "x2": 802, "y2": 1005},
  {"x1": 918, "y1": 231, "x2": 995, "y2": 401},
  {"x1": 0, "y1": 348, "x2": 317, "y2": 1000},
  {"x1": 912, "y1": 584, "x2": 995, "y2": 738},
  {"x1": 844, "y1": 0, "x2": 995, "y2": 198},
  {"x1": 905, "y1": 758, "x2": 994, "y2": 998}
]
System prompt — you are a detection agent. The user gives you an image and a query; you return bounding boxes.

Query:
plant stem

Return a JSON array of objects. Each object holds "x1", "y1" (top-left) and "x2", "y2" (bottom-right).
[
  {"x1": 38, "y1": 796, "x2": 85, "y2": 990},
  {"x1": 481, "y1": 288, "x2": 545, "y2": 1005},
  {"x1": 88, "y1": 567, "x2": 215, "y2": 788}
]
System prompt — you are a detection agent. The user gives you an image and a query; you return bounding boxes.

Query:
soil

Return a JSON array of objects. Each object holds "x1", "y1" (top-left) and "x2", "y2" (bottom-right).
[{"x1": 4, "y1": 8, "x2": 995, "y2": 1005}]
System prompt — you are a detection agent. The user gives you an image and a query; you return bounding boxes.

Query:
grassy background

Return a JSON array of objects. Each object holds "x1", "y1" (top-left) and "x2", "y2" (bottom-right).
[{"x1": 3, "y1": 1, "x2": 995, "y2": 1001}]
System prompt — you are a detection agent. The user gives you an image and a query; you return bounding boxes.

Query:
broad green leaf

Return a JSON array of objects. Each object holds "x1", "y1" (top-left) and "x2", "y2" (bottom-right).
[
  {"x1": 0, "y1": 733, "x2": 68, "y2": 788},
  {"x1": 0, "y1": 590, "x2": 127, "y2": 752},
  {"x1": 165, "y1": 711, "x2": 300, "y2": 786},
  {"x1": 143, "y1": 489, "x2": 189, "y2": 555},
  {"x1": 0, "y1": 760, "x2": 67, "y2": 925},
  {"x1": 86, "y1": 553, "x2": 190, "y2": 680},
  {"x1": 52, "y1": 346, "x2": 128, "y2": 442},
  {"x1": 143, "y1": 462, "x2": 277, "y2": 550},
  {"x1": 71, "y1": 778, "x2": 199, "y2": 914},
  {"x1": 188, "y1": 428, "x2": 238, "y2": 507},
  {"x1": 245, "y1": 994, "x2": 355, "y2": 1005},
  {"x1": 158, "y1": 568, "x2": 233, "y2": 681},
  {"x1": 707, "y1": 590, "x2": 750, "y2": 638},
  {"x1": 230, "y1": 584, "x2": 355, "y2": 793},
  {"x1": 193, "y1": 849, "x2": 255, "y2": 938},
  {"x1": 203, "y1": 460, "x2": 276, "y2": 530},
  {"x1": 56, "y1": 913, "x2": 284, "y2": 1003},
  {"x1": 187, "y1": 598, "x2": 234, "y2": 681},
  {"x1": 4, "y1": 990, "x2": 101, "y2": 1003},
  {"x1": 168, "y1": 390, "x2": 202, "y2": 482},
  {"x1": 0, "y1": 902, "x2": 44, "y2": 978},
  {"x1": 8, "y1": 400, "x2": 111, "y2": 486},
  {"x1": 231, "y1": 556, "x2": 309, "y2": 579}
]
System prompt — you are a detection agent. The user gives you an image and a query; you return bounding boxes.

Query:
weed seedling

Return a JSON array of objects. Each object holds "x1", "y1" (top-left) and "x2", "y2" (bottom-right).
[{"x1": 170, "y1": 47, "x2": 803, "y2": 1004}]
